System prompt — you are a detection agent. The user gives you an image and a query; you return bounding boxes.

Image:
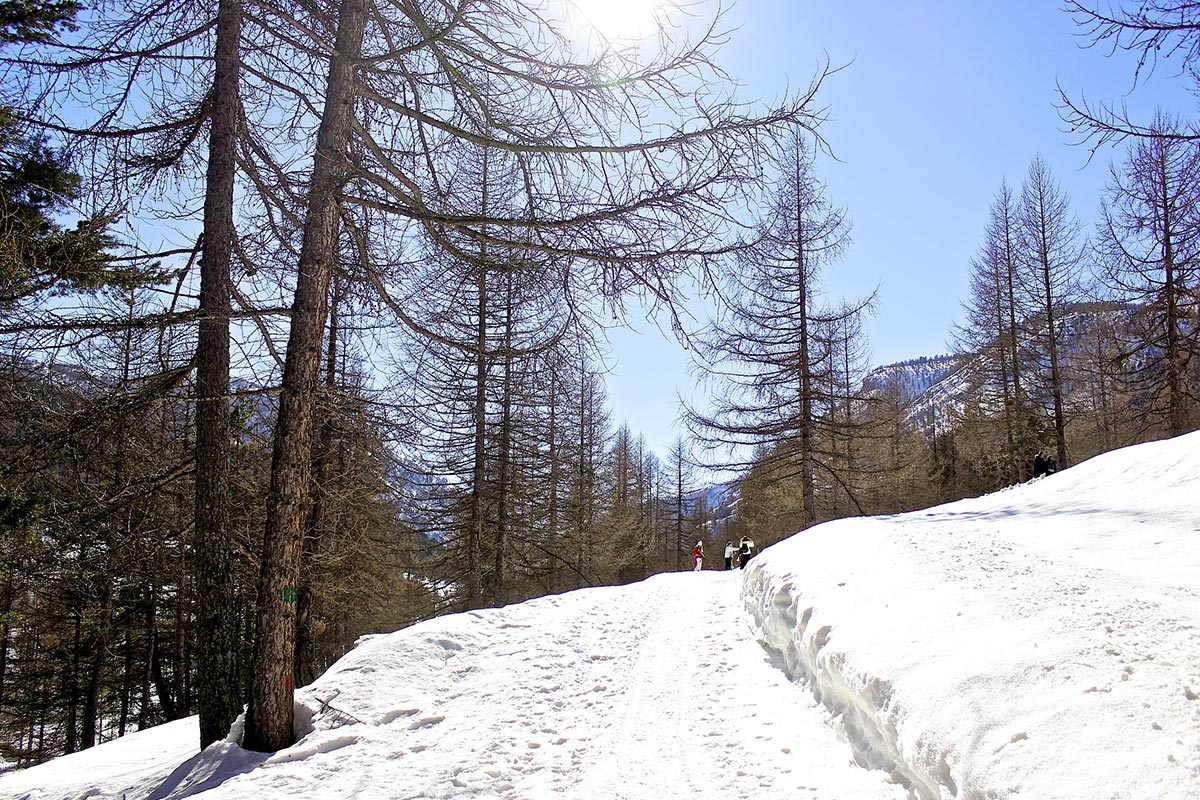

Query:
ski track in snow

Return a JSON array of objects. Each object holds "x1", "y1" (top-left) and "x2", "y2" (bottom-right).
[{"x1": 184, "y1": 573, "x2": 904, "y2": 800}]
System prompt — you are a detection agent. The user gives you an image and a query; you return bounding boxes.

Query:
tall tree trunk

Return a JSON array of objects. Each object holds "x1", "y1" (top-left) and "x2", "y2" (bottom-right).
[
  {"x1": 1157, "y1": 155, "x2": 1185, "y2": 437},
  {"x1": 492, "y1": 271, "x2": 513, "y2": 607},
  {"x1": 576, "y1": 368, "x2": 588, "y2": 582},
  {"x1": 66, "y1": 610, "x2": 81, "y2": 753},
  {"x1": 1004, "y1": 246, "x2": 1026, "y2": 476},
  {"x1": 467, "y1": 281, "x2": 488, "y2": 606},
  {"x1": 673, "y1": 447, "x2": 684, "y2": 571},
  {"x1": 1039, "y1": 246, "x2": 1068, "y2": 468},
  {"x1": 0, "y1": 572, "x2": 12, "y2": 707},
  {"x1": 795, "y1": 188, "x2": 816, "y2": 529},
  {"x1": 993, "y1": 264, "x2": 1018, "y2": 484},
  {"x1": 297, "y1": 272, "x2": 341, "y2": 686},
  {"x1": 547, "y1": 366, "x2": 560, "y2": 591},
  {"x1": 467, "y1": 261, "x2": 488, "y2": 608},
  {"x1": 151, "y1": 631, "x2": 178, "y2": 719},
  {"x1": 245, "y1": 0, "x2": 366, "y2": 752},
  {"x1": 467, "y1": 156, "x2": 490, "y2": 609},
  {"x1": 839, "y1": 325, "x2": 857, "y2": 509},
  {"x1": 83, "y1": 326, "x2": 137, "y2": 750},
  {"x1": 172, "y1": 563, "x2": 187, "y2": 718},
  {"x1": 1002, "y1": 209, "x2": 1027, "y2": 472},
  {"x1": 194, "y1": 0, "x2": 243, "y2": 749},
  {"x1": 80, "y1": 572, "x2": 114, "y2": 748},
  {"x1": 118, "y1": 628, "x2": 132, "y2": 737},
  {"x1": 138, "y1": 577, "x2": 157, "y2": 730}
]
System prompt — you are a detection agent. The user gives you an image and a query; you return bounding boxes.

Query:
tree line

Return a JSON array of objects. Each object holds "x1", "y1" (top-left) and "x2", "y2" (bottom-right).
[
  {"x1": 0, "y1": 0, "x2": 825, "y2": 763},
  {"x1": 681, "y1": 2, "x2": 1200, "y2": 556}
]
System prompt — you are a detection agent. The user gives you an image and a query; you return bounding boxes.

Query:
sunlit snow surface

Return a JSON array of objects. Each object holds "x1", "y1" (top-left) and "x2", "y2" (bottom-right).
[{"x1": 5, "y1": 432, "x2": 1199, "y2": 799}]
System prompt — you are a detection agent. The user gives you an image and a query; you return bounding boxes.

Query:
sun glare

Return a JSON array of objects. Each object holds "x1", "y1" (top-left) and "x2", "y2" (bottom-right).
[{"x1": 571, "y1": 0, "x2": 663, "y2": 41}]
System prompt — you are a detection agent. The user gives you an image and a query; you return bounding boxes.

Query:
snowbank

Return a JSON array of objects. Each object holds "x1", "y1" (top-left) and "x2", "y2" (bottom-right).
[
  {"x1": 1, "y1": 717, "x2": 201, "y2": 800},
  {"x1": 743, "y1": 431, "x2": 1200, "y2": 799}
]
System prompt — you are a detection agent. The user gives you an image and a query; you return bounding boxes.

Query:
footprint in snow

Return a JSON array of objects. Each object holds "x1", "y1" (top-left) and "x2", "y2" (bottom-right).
[
  {"x1": 380, "y1": 708, "x2": 420, "y2": 724},
  {"x1": 408, "y1": 715, "x2": 446, "y2": 730}
]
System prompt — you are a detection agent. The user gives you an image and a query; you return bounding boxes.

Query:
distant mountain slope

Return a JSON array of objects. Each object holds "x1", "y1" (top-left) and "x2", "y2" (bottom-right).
[
  {"x1": 683, "y1": 479, "x2": 739, "y2": 522},
  {"x1": 861, "y1": 353, "x2": 967, "y2": 405},
  {"x1": 862, "y1": 301, "x2": 1157, "y2": 429}
]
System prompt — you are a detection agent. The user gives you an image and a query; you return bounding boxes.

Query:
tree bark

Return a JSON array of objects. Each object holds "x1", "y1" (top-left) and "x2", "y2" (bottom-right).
[
  {"x1": 1002, "y1": 205, "x2": 1027, "y2": 477},
  {"x1": 467, "y1": 157, "x2": 492, "y2": 609},
  {"x1": 138, "y1": 577, "x2": 157, "y2": 730},
  {"x1": 80, "y1": 572, "x2": 113, "y2": 748},
  {"x1": 65, "y1": 610, "x2": 81, "y2": 753},
  {"x1": 0, "y1": 572, "x2": 12, "y2": 708},
  {"x1": 245, "y1": 0, "x2": 366, "y2": 752},
  {"x1": 794, "y1": 150, "x2": 816, "y2": 529},
  {"x1": 194, "y1": 0, "x2": 244, "y2": 749},
  {"x1": 297, "y1": 273, "x2": 341, "y2": 686},
  {"x1": 492, "y1": 270, "x2": 514, "y2": 607},
  {"x1": 1156, "y1": 150, "x2": 1186, "y2": 437},
  {"x1": 1038, "y1": 237, "x2": 1068, "y2": 468},
  {"x1": 547, "y1": 366, "x2": 560, "y2": 591}
]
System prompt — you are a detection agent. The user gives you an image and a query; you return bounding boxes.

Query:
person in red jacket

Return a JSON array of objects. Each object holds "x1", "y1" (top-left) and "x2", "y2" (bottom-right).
[{"x1": 692, "y1": 540, "x2": 704, "y2": 571}]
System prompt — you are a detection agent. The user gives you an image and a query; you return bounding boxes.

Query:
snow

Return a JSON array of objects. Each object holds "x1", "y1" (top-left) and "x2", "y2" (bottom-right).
[
  {"x1": 1, "y1": 716, "x2": 202, "y2": 799},
  {"x1": 5, "y1": 432, "x2": 1199, "y2": 800},
  {"x1": 862, "y1": 354, "x2": 965, "y2": 404}
]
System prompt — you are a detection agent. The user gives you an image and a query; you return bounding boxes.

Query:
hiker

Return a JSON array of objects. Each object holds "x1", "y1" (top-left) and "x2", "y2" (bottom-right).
[
  {"x1": 1033, "y1": 452, "x2": 1047, "y2": 478},
  {"x1": 723, "y1": 540, "x2": 736, "y2": 570},
  {"x1": 738, "y1": 536, "x2": 755, "y2": 569},
  {"x1": 692, "y1": 541, "x2": 705, "y2": 571}
]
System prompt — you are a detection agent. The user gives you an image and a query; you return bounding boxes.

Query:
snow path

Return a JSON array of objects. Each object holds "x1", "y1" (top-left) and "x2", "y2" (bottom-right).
[{"x1": 169, "y1": 571, "x2": 905, "y2": 800}]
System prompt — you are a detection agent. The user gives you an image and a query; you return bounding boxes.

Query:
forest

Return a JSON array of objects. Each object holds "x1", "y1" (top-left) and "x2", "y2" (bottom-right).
[{"x1": 0, "y1": 0, "x2": 1197, "y2": 768}]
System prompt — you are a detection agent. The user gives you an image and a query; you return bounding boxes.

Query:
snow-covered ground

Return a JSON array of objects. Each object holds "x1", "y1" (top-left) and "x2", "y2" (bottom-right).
[
  {"x1": 745, "y1": 431, "x2": 1200, "y2": 799},
  {"x1": 5, "y1": 432, "x2": 1199, "y2": 799}
]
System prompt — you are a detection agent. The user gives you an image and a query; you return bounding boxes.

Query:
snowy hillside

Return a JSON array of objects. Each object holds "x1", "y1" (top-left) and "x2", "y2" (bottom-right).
[
  {"x1": 685, "y1": 478, "x2": 740, "y2": 532},
  {"x1": 861, "y1": 354, "x2": 975, "y2": 434},
  {"x1": 744, "y1": 430, "x2": 1200, "y2": 799},
  {"x1": 4, "y1": 432, "x2": 1199, "y2": 800},
  {"x1": 861, "y1": 354, "x2": 966, "y2": 405},
  {"x1": 862, "y1": 302, "x2": 1155, "y2": 431}
]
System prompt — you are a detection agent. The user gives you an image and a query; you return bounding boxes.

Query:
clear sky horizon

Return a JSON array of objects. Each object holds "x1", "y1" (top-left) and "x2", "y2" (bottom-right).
[{"x1": 603, "y1": 0, "x2": 1195, "y2": 464}]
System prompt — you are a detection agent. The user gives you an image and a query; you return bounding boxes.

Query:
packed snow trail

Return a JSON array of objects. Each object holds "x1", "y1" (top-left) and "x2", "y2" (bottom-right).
[
  {"x1": 2, "y1": 571, "x2": 906, "y2": 800},
  {"x1": 227, "y1": 571, "x2": 905, "y2": 800}
]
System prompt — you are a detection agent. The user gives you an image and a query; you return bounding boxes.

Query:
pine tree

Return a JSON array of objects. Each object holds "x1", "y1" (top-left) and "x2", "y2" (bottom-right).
[
  {"x1": 688, "y1": 130, "x2": 871, "y2": 530},
  {"x1": 1095, "y1": 112, "x2": 1200, "y2": 437},
  {"x1": 1017, "y1": 156, "x2": 1086, "y2": 469},
  {"x1": 955, "y1": 180, "x2": 1036, "y2": 484}
]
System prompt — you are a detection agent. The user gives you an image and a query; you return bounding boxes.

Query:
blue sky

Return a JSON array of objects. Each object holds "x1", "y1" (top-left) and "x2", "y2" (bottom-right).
[{"x1": 605, "y1": 0, "x2": 1195, "y2": 461}]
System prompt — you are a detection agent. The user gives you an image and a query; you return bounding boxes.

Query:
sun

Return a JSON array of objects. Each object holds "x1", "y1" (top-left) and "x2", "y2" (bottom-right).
[{"x1": 570, "y1": 0, "x2": 664, "y2": 41}]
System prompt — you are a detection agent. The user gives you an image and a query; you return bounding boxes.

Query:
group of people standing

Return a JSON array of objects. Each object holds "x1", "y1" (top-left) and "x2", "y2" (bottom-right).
[
  {"x1": 1032, "y1": 452, "x2": 1058, "y2": 478},
  {"x1": 691, "y1": 537, "x2": 755, "y2": 571}
]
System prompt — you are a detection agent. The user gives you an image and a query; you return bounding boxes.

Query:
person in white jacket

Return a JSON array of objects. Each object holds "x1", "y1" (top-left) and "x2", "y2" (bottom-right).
[{"x1": 723, "y1": 541, "x2": 736, "y2": 570}]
